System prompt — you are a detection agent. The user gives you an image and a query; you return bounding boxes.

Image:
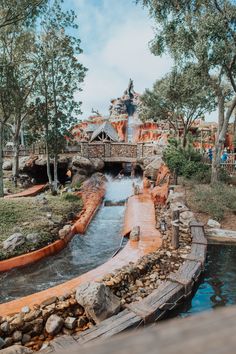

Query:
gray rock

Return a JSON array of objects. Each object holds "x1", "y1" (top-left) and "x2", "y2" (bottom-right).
[
  {"x1": 75, "y1": 282, "x2": 121, "y2": 324},
  {"x1": 45, "y1": 314, "x2": 64, "y2": 335},
  {"x1": 207, "y1": 219, "x2": 221, "y2": 228},
  {"x1": 144, "y1": 157, "x2": 163, "y2": 180},
  {"x1": 72, "y1": 156, "x2": 94, "y2": 172},
  {"x1": 25, "y1": 233, "x2": 40, "y2": 244},
  {"x1": 2, "y1": 233, "x2": 25, "y2": 252},
  {"x1": 180, "y1": 211, "x2": 195, "y2": 227},
  {"x1": 0, "y1": 337, "x2": 5, "y2": 349},
  {"x1": 0, "y1": 345, "x2": 33, "y2": 353},
  {"x1": 130, "y1": 226, "x2": 140, "y2": 241},
  {"x1": 21, "y1": 334, "x2": 31, "y2": 345},
  {"x1": 12, "y1": 331, "x2": 22, "y2": 342},
  {"x1": 1, "y1": 321, "x2": 10, "y2": 333},
  {"x1": 167, "y1": 192, "x2": 185, "y2": 204},
  {"x1": 64, "y1": 317, "x2": 77, "y2": 330},
  {"x1": 3, "y1": 160, "x2": 12, "y2": 171},
  {"x1": 21, "y1": 306, "x2": 30, "y2": 314},
  {"x1": 90, "y1": 158, "x2": 105, "y2": 171}
]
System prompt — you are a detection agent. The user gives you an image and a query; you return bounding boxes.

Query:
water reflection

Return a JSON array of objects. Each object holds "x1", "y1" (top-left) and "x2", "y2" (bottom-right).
[{"x1": 172, "y1": 244, "x2": 236, "y2": 318}]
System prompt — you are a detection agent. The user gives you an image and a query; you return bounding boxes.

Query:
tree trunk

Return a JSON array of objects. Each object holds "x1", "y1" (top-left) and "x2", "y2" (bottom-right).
[
  {"x1": 0, "y1": 121, "x2": 4, "y2": 197},
  {"x1": 53, "y1": 154, "x2": 59, "y2": 193},
  {"x1": 211, "y1": 95, "x2": 236, "y2": 183},
  {"x1": 45, "y1": 139, "x2": 53, "y2": 187},
  {"x1": 12, "y1": 135, "x2": 20, "y2": 178}
]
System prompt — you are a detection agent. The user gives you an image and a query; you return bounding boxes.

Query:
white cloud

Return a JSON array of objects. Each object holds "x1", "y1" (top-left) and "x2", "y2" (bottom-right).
[{"x1": 72, "y1": 0, "x2": 173, "y2": 119}]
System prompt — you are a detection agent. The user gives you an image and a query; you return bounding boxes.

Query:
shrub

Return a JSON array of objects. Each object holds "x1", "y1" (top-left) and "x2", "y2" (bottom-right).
[{"x1": 62, "y1": 193, "x2": 80, "y2": 203}]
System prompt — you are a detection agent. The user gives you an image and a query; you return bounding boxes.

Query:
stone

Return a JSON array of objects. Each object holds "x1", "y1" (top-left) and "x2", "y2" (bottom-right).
[
  {"x1": 10, "y1": 316, "x2": 24, "y2": 329},
  {"x1": 1, "y1": 321, "x2": 10, "y2": 333},
  {"x1": 180, "y1": 211, "x2": 195, "y2": 227},
  {"x1": 207, "y1": 219, "x2": 221, "y2": 228},
  {"x1": 2, "y1": 233, "x2": 25, "y2": 252},
  {"x1": 75, "y1": 282, "x2": 121, "y2": 324},
  {"x1": 0, "y1": 345, "x2": 33, "y2": 353},
  {"x1": 144, "y1": 156, "x2": 163, "y2": 180},
  {"x1": 4, "y1": 338, "x2": 13, "y2": 347},
  {"x1": 12, "y1": 331, "x2": 22, "y2": 342},
  {"x1": 72, "y1": 156, "x2": 94, "y2": 172},
  {"x1": 130, "y1": 226, "x2": 140, "y2": 241},
  {"x1": 3, "y1": 160, "x2": 12, "y2": 170},
  {"x1": 0, "y1": 337, "x2": 5, "y2": 349},
  {"x1": 90, "y1": 158, "x2": 105, "y2": 172},
  {"x1": 24, "y1": 310, "x2": 41, "y2": 322},
  {"x1": 135, "y1": 279, "x2": 143, "y2": 287},
  {"x1": 64, "y1": 317, "x2": 77, "y2": 330},
  {"x1": 40, "y1": 297, "x2": 58, "y2": 308},
  {"x1": 45, "y1": 315, "x2": 64, "y2": 335},
  {"x1": 21, "y1": 334, "x2": 31, "y2": 345},
  {"x1": 21, "y1": 307, "x2": 30, "y2": 314},
  {"x1": 58, "y1": 225, "x2": 72, "y2": 239}
]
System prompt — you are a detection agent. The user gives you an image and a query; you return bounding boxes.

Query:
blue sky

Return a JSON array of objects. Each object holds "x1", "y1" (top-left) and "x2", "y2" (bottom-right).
[
  {"x1": 63, "y1": 0, "x2": 218, "y2": 121},
  {"x1": 64, "y1": 0, "x2": 173, "y2": 119}
]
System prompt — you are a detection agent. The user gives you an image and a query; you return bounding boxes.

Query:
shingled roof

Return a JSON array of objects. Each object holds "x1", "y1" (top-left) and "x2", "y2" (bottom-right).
[{"x1": 90, "y1": 121, "x2": 119, "y2": 142}]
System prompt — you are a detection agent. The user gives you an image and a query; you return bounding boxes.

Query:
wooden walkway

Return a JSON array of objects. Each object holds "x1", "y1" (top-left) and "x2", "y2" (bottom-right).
[{"x1": 4, "y1": 184, "x2": 46, "y2": 198}]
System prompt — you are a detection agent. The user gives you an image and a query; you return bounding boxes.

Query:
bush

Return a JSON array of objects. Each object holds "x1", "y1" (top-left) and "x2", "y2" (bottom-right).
[{"x1": 190, "y1": 183, "x2": 236, "y2": 221}]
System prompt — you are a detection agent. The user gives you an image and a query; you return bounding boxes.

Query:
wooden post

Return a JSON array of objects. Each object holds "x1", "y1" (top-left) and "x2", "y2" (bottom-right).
[{"x1": 172, "y1": 209, "x2": 180, "y2": 249}]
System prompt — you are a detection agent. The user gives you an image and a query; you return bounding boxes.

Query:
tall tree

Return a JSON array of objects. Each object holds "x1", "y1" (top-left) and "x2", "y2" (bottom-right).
[
  {"x1": 140, "y1": 65, "x2": 216, "y2": 146},
  {"x1": 34, "y1": 0, "x2": 87, "y2": 192},
  {"x1": 0, "y1": 1, "x2": 45, "y2": 29},
  {"x1": 137, "y1": 0, "x2": 236, "y2": 182}
]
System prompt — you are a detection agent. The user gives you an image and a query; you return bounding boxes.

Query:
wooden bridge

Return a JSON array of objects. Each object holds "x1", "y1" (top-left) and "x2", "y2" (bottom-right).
[{"x1": 3, "y1": 142, "x2": 157, "y2": 163}]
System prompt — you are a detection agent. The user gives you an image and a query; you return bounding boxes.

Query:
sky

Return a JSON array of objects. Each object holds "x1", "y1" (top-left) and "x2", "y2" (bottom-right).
[{"x1": 65, "y1": 0, "x2": 173, "y2": 120}]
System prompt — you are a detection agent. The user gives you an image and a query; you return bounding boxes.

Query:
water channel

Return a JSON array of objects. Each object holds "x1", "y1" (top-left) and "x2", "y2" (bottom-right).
[
  {"x1": 0, "y1": 175, "x2": 141, "y2": 303},
  {"x1": 171, "y1": 244, "x2": 236, "y2": 318}
]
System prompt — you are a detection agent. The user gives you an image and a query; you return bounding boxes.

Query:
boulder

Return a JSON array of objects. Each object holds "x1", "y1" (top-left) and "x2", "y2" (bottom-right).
[
  {"x1": 0, "y1": 345, "x2": 33, "y2": 354},
  {"x1": 3, "y1": 160, "x2": 12, "y2": 171},
  {"x1": 144, "y1": 156, "x2": 163, "y2": 180},
  {"x1": 2, "y1": 233, "x2": 25, "y2": 252},
  {"x1": 75, "y1": 282, "x2": 121, "y2": 324},
  {"x1": 207, "y1": 219, "x2": 221, "y2": 228},
  {"x1": 90, "y1": 158, "x2": 105, "y2": 171},
  {"x1": 34, "y1": 156, "x2": 47, "y2": 166},
  {"x1": 45, "y1": 315, "x2": 64, "y2": 335},
  {"x1": 72, "y1": 156, "x2": 94, "y2": 173}
]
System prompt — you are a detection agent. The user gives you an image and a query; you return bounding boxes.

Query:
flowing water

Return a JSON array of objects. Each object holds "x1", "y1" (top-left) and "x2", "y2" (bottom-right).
[
  {"x1": 171, "y1": 244, "x2": 236, "y2": 318},
  {"x1": 0, "y1": 176, "x2": 141, "y2": 303}
]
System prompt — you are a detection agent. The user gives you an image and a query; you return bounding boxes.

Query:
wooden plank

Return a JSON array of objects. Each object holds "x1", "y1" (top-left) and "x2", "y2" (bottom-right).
[
  {"x1": 168, "y1": 260, "x2": 202, "y2": 294},
  {"x1": 75, "y1": 309, "x2": 143, "y2": 345},
  {"x1": 190, "y1": 222, "x2": 207, "y2": 245},
  {"x1": 206, "y1": 228, "x2": 236, "y2": 244},
  {"x1": 126, "y1": 281, "x2": 185, "y2": 323},
  {"x1": 185, "y1": 243, "x2": 207, "y2": 267},
  {"x1": 51, "y1": 305, "x2": 236, "y2": 354},
  {"x1": 49, "y1": 335, "x2": 77, "y2": 351}
]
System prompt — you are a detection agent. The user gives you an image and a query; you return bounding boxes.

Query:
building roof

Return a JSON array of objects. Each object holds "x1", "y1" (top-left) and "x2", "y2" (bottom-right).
[
  {"x1": 84, "y1": 124, "x2": 100, "y2": 133},
  {"x1": 90, "y1": 121, "x2": 119, "y2": 142}
]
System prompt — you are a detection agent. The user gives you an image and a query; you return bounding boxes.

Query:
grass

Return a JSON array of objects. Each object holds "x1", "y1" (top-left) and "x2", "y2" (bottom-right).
[
  {"x1": 186, "y1": 182, "x2": 236, "y2": 221},
  {"x1": 0, "y1": 193, "x2": 83, "y2": 260}
]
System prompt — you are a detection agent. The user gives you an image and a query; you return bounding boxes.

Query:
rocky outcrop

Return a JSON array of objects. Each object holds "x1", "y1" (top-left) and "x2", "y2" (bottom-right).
[{"x1": 75, "y1": 282, "x2": 120, "y2": 324}]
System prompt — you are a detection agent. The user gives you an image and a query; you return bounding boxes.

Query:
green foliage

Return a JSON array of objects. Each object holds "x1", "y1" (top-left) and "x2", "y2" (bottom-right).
[
  {"x1": 140, "y1": 65, "x2": 216, "y2": 140},
  {"x1": 163, "y1": 138, "x2": 205, "y2": 181},
  {"x1": 62, "y1": 193, "x2": 80, "y2": 203},
  {"x1": 191, "y1": 183, "x2": 236, "y2": 221}
]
